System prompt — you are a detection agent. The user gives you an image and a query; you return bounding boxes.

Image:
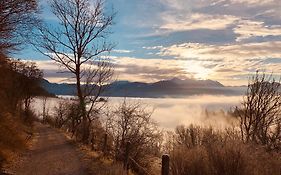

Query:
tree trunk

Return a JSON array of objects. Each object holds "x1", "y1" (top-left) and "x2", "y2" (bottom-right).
[{"x1": 75, "y1": 65, "x2": 89, "y2": 143}]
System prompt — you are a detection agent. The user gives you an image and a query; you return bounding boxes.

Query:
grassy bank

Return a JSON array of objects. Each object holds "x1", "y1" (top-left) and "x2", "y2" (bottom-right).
[{"x1": 0, "y1": 112, "x2": 34, "y2": 172}]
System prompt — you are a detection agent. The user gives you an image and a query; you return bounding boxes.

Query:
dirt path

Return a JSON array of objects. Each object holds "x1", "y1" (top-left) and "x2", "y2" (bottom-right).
[{"x1": 8, "y1": 123, "x2": 89, "y2": 175}]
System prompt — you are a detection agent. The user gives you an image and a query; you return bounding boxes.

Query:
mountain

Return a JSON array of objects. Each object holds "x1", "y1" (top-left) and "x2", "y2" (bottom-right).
[
  {"x1": 41, "y1": 78, "x2": 244, "y2": 98},
  {"x1": 41, "y1": 79, "x2": 77, "y2": 95},
  {"x1": 152, "y1": 78, "x2": 224, "y2": 88}
]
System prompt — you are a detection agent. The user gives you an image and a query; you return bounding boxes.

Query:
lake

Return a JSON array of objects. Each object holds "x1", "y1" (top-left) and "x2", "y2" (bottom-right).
[{"x1": 32, "y1": 95, "x2": 243, "y2": 130}]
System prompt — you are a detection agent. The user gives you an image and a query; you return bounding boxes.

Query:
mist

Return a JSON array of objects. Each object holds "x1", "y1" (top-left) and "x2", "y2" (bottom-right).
[
  {"x1": 108, "y1": 95, "x2": 242, "y2": 130},
  {"x1": 32, "y1": 95, "x2": 242, "y2": 130}
]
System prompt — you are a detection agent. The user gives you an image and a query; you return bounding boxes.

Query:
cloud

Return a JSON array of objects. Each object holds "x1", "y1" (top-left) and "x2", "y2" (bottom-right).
[
  {"x1": 144, "y1": 0, "x2": 281, "y2": 40},
  {"x1": 32, "y1": 60, "x2": 58, "y2": 70},
  {"x1": 112, "y1": 49, "x2": 133, "y2": 53},
  {"x1": 32, "y1": 56, "x2": 199, "y2": 84},
  {"x1": 230, "y1": 0, "x2": 275, "y2": 6},
  {"x1": 158, "y1": 41, "x2": 281, "y2": 61},
  {"x1": 28, "y1": 45, "x2": 281, "y2": 86},
  {"x1": 154, "y1": 41, "x2": 281, "y2": 84},
  {"x1": 234, "y1": 20, "x2": 281, "y2": 41},
  {"x1": 160, "y1": 13, "x2": 238, "y2": 32},
  {"x1": 29, "y1": 60, "x2": 74, "y2": 83},
  {"x1": 142, "y1": 46, "x2": 164, "y2": 50},
  {"x1": 113, "y1": 57, "x2": 193, "y2": 82}
]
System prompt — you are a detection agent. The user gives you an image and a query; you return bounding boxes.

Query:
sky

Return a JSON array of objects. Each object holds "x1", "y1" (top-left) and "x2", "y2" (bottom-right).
[{"x1": 14, "y1": 0, "x2": 281, "y2": 86}]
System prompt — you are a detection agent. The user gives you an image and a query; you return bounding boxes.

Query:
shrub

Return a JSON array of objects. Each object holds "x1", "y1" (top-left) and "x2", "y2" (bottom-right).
[
  {"x1": 106, "y1": 100, "x2": 162, "y2": 174},
  {"x1": 235, "y1": 72, "x2": 281, "y2": 150},
  {"x1": 168, "y1": 125, "x2": 281, "y2": 175}
]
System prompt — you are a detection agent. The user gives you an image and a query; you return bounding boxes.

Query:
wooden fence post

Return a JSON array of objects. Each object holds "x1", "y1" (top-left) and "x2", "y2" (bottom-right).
[{"x1": 162, "y1": 154, "x2": 170, "y2": 175}]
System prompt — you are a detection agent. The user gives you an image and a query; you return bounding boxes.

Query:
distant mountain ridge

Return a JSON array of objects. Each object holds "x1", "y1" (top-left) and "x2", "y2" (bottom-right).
[
  {"x1": 41, "y1": 78, "x2": 244, "y2": 98},
  {"x1": 152, "y1": 78, "x2": 224, "y2": 88}
]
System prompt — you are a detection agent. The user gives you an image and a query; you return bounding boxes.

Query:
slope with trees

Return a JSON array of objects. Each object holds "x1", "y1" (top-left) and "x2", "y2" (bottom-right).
[{"x1": 0, "y1": 0, "x2": 42, "y2": 171}]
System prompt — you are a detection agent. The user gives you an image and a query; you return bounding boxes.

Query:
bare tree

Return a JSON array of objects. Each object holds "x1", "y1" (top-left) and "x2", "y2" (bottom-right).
[
  {"x1": 0, "y1": 0, "x2": 39, "y2": 54},
  {"x1": 0, "y1": 58, "x2": 42, "y2": 122},
  {"x1": 17, "y1": 62, "x2": 43, "y2": 114},
  {"x1": 7, "y1": 60, "x2": 42, "y2": 111},
  {"x1": 33, "y1": 0, "x2": 115, "y2": 142},
  {"x1": 235, "y1": 71, "x2": 281, "y2": 150},
  {"x1": 106, "y1": 100, "x2": 162, "y2": 173},
  {"x1": 52, "y1": 101, "x2": 73, "y2": 128}
]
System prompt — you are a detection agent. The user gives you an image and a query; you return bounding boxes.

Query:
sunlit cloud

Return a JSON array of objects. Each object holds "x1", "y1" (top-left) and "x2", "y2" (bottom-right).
[
  {"x1": 113, "y1": 57, "x2": 192, "y2": 82},
  {"x1": 159, "y1": 41, "x2": 281, "y2": 61},
  {"x1": 160, "y1": 13, "x2": 238, "y2": 32},
  {"x1": 234, "y1": 20, "x2": 281, "y2": 41},
  {"x1": 31, "y1": 44, "x2": 281, "y2": 86}
]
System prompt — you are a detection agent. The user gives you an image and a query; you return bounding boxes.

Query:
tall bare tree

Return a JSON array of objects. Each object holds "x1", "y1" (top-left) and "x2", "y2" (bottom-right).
[
  {"x1": 33, "y1": 0, "x2": 114, "y2": 142},
  {"x1": 235, "y1": 71, "x2": 281, "y2": 150}
]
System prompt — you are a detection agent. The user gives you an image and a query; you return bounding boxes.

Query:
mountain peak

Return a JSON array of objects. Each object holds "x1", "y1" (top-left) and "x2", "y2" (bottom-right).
[
  {"x1": 170, "y1": 77, "x2": 182, "y2": 81},
  {"x1": 169, "y1": 77, "x2": 184, "y2": 84},
  {"x1": 165, "y1": 77, "x2": 224, "y2": 87}
]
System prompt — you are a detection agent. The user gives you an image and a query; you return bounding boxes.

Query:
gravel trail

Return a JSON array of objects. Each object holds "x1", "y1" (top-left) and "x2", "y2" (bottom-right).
[{"x1": 11, "y1": 123, "x2": 88, "y2": 175}]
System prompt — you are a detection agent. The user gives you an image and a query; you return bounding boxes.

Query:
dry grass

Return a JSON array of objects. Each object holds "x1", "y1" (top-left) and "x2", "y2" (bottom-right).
[
  {"x1": 169, "y1": 125, "x2": 281, "y2": 175},
  {"x1": 63, "y1": 130, "x2": 129, "y2": 175},
  {"x1": 171, "y1": 144, "x2": 281, "y2": 175},
  {"x1": 78, "y1": 143, "x2": 129, "y2": 175},
  {"x1": 0, "y1": 113, "x2": 33, "y2": 171}
]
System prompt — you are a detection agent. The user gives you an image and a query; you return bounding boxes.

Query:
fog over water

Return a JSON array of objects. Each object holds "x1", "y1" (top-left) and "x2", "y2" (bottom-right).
[
  {"x1": 109, "y1": 95, "x2": 242, "y2": 130},
  {"x1": 33, "y1": 95, "x2": 243, "y2": 130}
]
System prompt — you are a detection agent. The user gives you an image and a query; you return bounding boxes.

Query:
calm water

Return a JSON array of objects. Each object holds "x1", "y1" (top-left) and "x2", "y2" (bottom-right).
[{"x1": 33, "y1": 95, "x2": 242, "y2": 130}]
